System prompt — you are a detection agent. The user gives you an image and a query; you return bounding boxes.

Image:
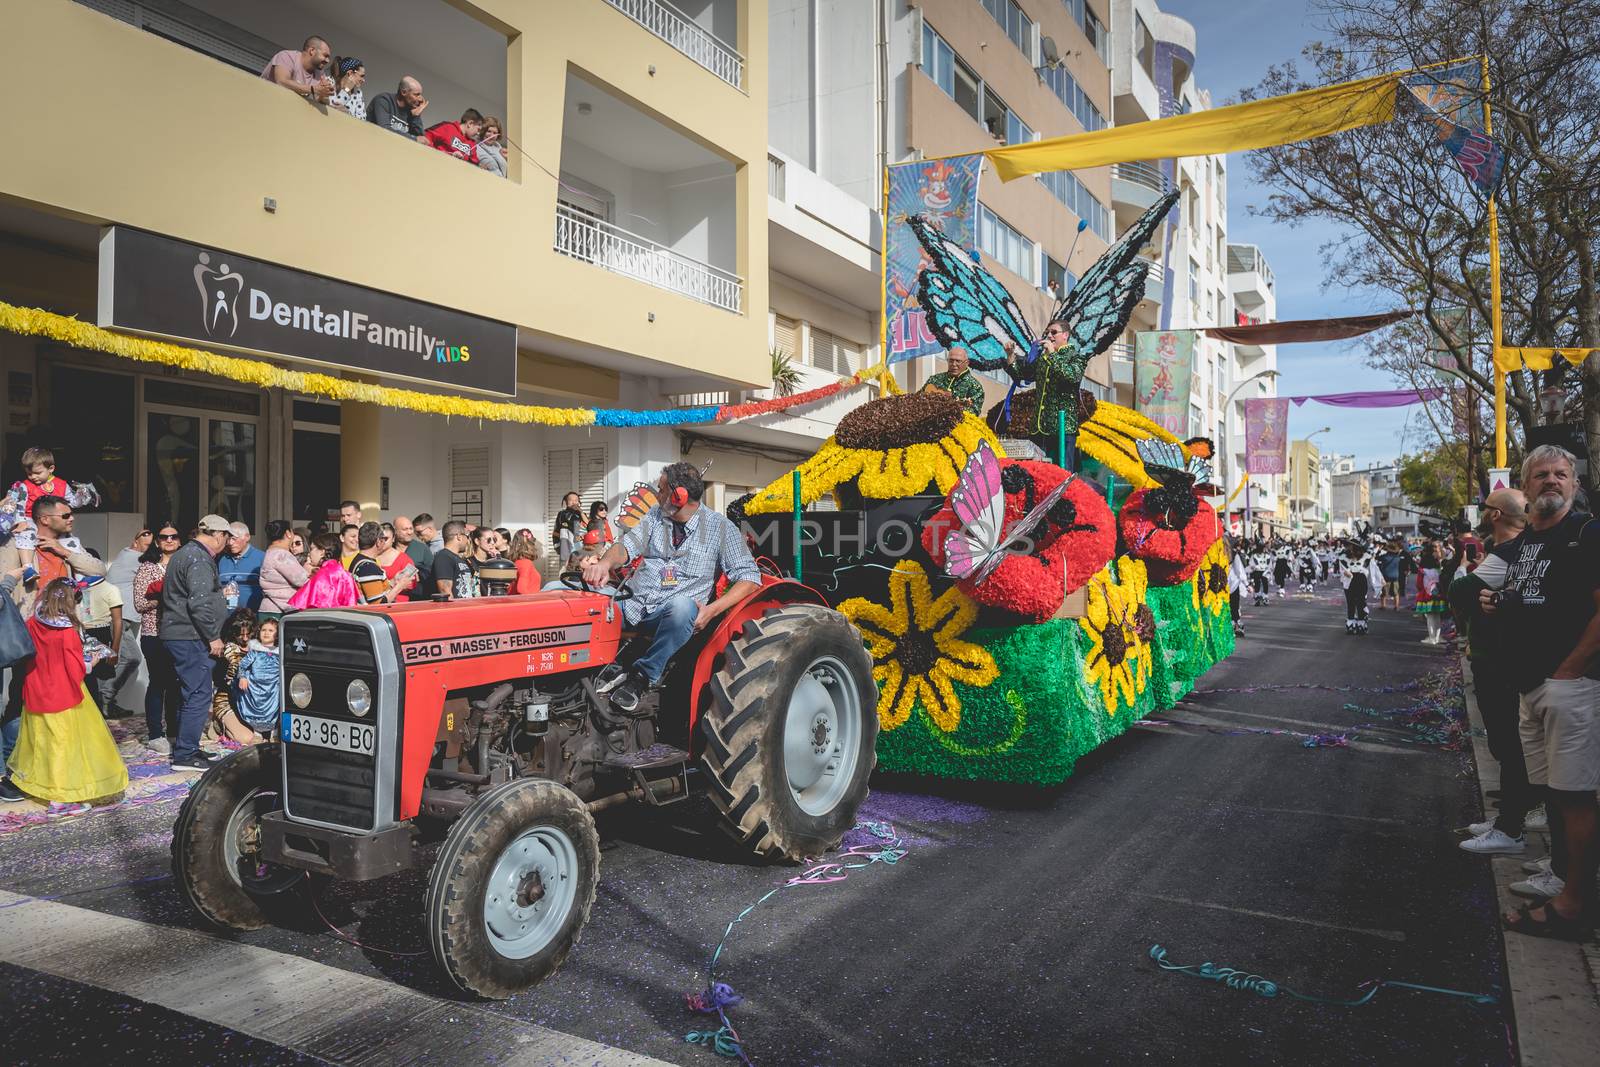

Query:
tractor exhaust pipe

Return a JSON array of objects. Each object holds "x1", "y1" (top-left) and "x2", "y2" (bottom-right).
[{"x1": 585, "y1": 777, "x2": 684, "y2": 814}]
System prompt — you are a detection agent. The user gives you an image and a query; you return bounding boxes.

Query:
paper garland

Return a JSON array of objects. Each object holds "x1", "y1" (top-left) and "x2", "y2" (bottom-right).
[{"x1": 0, "y1": 302, "x2": 898, "y2": 429}]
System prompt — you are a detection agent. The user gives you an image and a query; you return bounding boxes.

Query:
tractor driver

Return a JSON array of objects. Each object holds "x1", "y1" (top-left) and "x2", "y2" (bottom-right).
[{"x1": 581, "y1": 462, "x2": 762, "y2": 712}]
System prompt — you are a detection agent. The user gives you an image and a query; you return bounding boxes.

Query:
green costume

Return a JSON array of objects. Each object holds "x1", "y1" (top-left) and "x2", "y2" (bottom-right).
[
  {"x1": 924, "y1": 369, "x2": 986, "y2": 417},
  {"x1": 1026, "y1": 342, "x2": 1092, "y2": 436}
]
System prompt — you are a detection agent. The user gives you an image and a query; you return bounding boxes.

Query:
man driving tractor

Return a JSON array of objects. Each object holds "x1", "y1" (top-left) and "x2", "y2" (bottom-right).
[{"x1": 581, "y1": 462, "x2": 762, "y2": 711}]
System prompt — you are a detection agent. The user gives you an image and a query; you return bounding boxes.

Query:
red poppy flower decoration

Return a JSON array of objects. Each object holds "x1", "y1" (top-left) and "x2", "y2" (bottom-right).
[
  {"x1": 922, "y1": 459, "x2": 1115, "y2": 621},
  {"x1": 1118, "y1": 488, "x2": 1222, "y2": 585}
]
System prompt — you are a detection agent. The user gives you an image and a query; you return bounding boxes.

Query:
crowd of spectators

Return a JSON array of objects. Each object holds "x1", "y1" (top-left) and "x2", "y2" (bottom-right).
[{"x1": 261, "y1": 35, "x2": 508, "y2": 179}]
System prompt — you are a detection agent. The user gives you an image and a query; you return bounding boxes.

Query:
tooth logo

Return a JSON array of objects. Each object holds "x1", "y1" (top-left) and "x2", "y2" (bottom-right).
[{"x1": 193, "y1": 251, "x2": 245, "y2": 338}]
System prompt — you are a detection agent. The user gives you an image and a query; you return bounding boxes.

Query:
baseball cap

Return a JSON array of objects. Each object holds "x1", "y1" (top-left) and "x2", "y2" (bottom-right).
[{"x1": 198, "y1": 514, "x2": 231, "y2": 534}]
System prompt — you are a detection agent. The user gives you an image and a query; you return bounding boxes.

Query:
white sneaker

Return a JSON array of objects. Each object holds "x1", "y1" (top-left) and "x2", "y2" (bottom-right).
[
  {"x1": 146, "y1": 736, "x2": 171, "y2": 755},
  {"x1": 1459, "y1": 828, "x2": 1525, "y2": 854},
  {"x1": 1509, "y1": 871, "x2": 1565, "y2": 899},
  {"x1": 1520, "y1": 855, "x2": 1554, "y2": 875},
  {"x1": 1524, "y1": 806, "x2": 1548, "y2": 831},
  {"x1": 1465, "y1": 817, "x2": 1496, "y2": 836}
]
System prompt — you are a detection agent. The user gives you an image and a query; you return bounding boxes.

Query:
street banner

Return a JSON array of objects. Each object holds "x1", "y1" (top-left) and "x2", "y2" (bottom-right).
[
  {"x1": 1134, "y1": 330, "x2": 1194, "y2": 435},
  {"x1": 885, "y1": 157, "x2": 983, "y2": 364},
  {"x1": 1244, "y1": 397, "x2": 1291, "y2": 474},
  {"x1": 1403, "y1": 61, "x2": 1505, "y2": 194},
  {"x1": 1427, "y1": 307, "x2": 1471, "y2": 381}
]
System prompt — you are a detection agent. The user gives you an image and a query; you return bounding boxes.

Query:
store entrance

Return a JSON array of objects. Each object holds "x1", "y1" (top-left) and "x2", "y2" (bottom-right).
[{"x1": 142, "y1": 379, "x2": 261, "y2": 533}]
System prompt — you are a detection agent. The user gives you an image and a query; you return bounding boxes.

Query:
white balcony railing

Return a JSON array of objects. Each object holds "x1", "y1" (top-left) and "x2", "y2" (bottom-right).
[
  {"x1": 768, "y1": 154, "x2": 786, "y2": 199},
  {"x1": 602, "y1": 0, "x2": 744, "y2": 90},
  {"x1": 1137, "y1": 257, "x2": 1165, "y2": 290},
  {"x1": 1111, "y1": 161, "x2": 1170, "y2": 194},
  {"x1": 555, "y1": 204, "x2": 743, "y2": 314}
]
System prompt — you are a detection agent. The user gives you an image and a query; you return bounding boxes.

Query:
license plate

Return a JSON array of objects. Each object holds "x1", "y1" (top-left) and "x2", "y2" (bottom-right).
[{"x1": 282, "y1": 713, "x2": 376, "y2": 755}]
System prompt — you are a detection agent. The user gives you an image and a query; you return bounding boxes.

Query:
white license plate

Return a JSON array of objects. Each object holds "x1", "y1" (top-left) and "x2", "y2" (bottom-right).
[{"x1": 282, "y1": 714, "x2": 376, "y2": 755}]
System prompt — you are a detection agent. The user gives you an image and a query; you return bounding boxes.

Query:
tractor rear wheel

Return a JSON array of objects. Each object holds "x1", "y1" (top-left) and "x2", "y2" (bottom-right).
[
  {"x1": 424, "y1": 778, "x2": 599, "y2": 999},
  {"x1": 171, "y1": 744, "x2": 309, "y2": 931},
  {"x1": 700, "y1": 604, "x2": 878, "y2": 861}
]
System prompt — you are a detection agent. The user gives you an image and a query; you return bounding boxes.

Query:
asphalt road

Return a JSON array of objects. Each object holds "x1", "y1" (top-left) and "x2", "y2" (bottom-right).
[{"x1": 0, "y1": 588, "x2": 1512, "y2": 1066}]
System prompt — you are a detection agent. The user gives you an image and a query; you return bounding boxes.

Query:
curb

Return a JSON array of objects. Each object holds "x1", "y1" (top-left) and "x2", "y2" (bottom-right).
[{"x1": 1460, "y1": 656, "x2": 1600, "y2": 1065}]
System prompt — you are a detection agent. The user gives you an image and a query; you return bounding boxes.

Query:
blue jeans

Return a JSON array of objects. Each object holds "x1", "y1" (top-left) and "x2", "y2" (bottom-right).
[
  {"x1": 141, "y1": 635, "x2": 180, "y2": 740},
  {"x1": 164, "y1": 639, "x2": 214, "y2": 762},
  {"x1": 0, "y1": 666, "x2": 17, "y2": 769},
  {"x1": 630, "y1": 598, "x2": 699, "y2": 687}
]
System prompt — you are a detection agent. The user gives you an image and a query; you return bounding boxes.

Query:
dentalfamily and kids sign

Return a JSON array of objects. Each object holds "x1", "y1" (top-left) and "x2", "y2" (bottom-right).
[{"x1": 97, "y1": 227, "x2": 517, "y2": 396}]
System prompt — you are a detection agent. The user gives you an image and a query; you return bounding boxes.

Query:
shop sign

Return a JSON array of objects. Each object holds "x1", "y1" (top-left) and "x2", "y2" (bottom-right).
[{"x1": 98, "y1": 227, "x2": 516, "y2": 396}]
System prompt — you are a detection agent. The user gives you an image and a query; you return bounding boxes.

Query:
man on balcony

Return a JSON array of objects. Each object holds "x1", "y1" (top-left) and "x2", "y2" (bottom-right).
[
  {"x1": 922, "y1": 347, "x2": 985, "y2": 417},
  {"x1": 261, "y1": 36, "x2": 333, "y2": 104},
  {"x1": 368, "y1": 77, "x2": 429, "y2": 140}
]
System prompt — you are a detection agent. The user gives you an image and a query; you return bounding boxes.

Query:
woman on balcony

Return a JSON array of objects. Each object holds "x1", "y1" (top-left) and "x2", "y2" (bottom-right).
[{"x1": 329, "y1": 57, "x2": 366, "y2": 120}]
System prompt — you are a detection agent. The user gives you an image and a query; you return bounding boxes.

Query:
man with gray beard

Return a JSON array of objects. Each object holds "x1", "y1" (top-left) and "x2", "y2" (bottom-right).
[{"x1": 1479, "y1": 444, "x2": 1600, "y2": 939}]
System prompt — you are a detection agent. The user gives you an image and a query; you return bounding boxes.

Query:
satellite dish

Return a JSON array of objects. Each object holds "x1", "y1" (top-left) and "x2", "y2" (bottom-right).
[{"x1": 1039, "y1": 35, "x2": 1060, "y2": 67}]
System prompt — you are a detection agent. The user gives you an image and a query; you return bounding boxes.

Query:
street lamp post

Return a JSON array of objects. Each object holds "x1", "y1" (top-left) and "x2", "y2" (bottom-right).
[{"x1": 1224, "y1": 370, "x2": 1280, "y2": 537}]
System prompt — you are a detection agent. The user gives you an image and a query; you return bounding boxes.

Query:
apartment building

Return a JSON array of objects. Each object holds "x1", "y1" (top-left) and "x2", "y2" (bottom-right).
[
  {"x1": 1287, "y1": 438, "x2": 1329, "y2": 534},
  {"x1": 1, "y1": 0, "x2": 771, "y2": 543}
]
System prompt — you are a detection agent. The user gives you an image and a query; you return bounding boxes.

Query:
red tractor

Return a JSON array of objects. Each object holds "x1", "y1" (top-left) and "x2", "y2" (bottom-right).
[{"x1": 171, "y1": 570, "x2": 877, "y2": 998}]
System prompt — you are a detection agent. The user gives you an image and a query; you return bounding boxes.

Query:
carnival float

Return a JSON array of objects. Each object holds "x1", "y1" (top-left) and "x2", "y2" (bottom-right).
[{"x1": 736, "y1": 191, "x2": 1234, "y2": 786}]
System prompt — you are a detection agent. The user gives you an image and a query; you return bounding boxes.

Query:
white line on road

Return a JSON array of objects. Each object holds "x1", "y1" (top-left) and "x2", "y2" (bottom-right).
[
  {"x1": 0, "y1": 890, "x2": 673, "y2": 1067},
  {"x1": 1166, "y1": 797, "x2": 1410, "y2": 826},
  {"x1": 1154, "y1": 709, "x2": 1422, "y2": 757},
  {"x1": 1138, "y1": 892, "x2": 1407, "y2": 942}
]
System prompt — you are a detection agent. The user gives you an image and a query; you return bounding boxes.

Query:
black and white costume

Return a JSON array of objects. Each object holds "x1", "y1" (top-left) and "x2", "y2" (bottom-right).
[
  {"x1": 1338, "y1": 547, "x2": 1382, "y2": 634},
  {"x1": 1247, "y1": 548, "x2": 1271, "y2": 606},
  {"x1": 1273, "y1": 548, "x2": 1291, "y2": 599}
]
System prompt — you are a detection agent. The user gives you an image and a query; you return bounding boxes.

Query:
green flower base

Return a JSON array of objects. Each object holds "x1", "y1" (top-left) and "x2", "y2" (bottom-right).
[{"x1": 872, "y1": 578, "x2": 1234, "y2": 787}]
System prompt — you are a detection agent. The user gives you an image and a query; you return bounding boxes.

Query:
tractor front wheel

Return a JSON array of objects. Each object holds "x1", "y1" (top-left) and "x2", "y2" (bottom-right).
[
  {"x1": 171, "y1": 743, "x2": 309, "y2": 930},
  {"x1": 424, "y1": 778, "x2": 600, "y2": 999},
  {"x1": 700, "y1": 604, "x2": 878, "y2": 861}
]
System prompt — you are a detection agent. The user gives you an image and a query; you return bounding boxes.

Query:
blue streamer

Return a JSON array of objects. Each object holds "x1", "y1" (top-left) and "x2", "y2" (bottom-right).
[
  {"x1": 592, "y1": 405, "x2": 721, "y2": 427},
  {"x1": 1148, "y1": 945, "x2": 1497, "y2": 1007}
]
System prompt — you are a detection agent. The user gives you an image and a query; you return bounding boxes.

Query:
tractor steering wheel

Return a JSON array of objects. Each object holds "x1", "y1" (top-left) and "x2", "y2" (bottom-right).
[{"x1": 560, "y1": 570, "x2": 635, "y2": 601}]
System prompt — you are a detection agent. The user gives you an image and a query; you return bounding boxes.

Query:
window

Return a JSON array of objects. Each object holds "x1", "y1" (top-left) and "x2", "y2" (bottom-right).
[
  {"x1": 544, "y1": 446, "x2": 608, "y2": 523},
  {"x1": 922, "y1": 22, "x2": 983, "y2": 125},
  {"x1": 978, "y1": 205, "x2": 1037, "y2": 283},
  {"x1": 1042, "y1": 64, "x2": 1107, "y2": 132},
  {"x1": 1044, "y1": 256, "x2": 1073, "y2": 298},
  {"x1": 981, "y1": 0, "x2": 1035, "y2": 59},
  {"x1": 45, "y1": 362, "x2": 135, "y2": 514},
  {"x1": 1188, "y1": 261, "x2": 1200, "y2": 303},
  {"x1": 1039, "y1": 170, "x2": 1111, "y2": 241},
  {"x1": 809, "y1": 327, "x2": 861, "y2": 375},
  {"x1": 1006, "y1": 109, "x2": 1034, "y2": 146},
  {"x1": 1135, "y1": 14, "x2": 1155, "y2": 78},
  {"x1": 772, "y1": 313, "x2": 798, "y2": 359},
  {"x1": 450, "y1": 445, "x2": 491, "y2": 527}
]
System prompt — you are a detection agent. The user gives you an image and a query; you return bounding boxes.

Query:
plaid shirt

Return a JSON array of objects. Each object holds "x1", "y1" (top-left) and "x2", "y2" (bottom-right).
[{"x1": 618, "y1": 505, "x2": 760, "y2": 624}]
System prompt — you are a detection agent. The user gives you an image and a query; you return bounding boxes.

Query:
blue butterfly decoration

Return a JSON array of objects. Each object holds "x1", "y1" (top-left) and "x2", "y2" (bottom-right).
[{"x1": 908, "y1": 190, "x2": 1180, "y2": 372}]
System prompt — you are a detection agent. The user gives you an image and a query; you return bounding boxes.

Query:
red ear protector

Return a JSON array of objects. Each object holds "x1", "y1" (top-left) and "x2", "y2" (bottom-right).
[{"x1": 668, "y1": 485, "x2": 690, "y2": 509}]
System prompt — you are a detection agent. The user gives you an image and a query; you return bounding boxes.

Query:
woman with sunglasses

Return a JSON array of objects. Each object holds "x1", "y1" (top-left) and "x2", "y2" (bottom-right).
[
  {"x1": 259, "y1": 519, "x2": 308, "y2": 621},
  {"x1": 132, "y1": 522, "x2": 182, "y2": 755}
]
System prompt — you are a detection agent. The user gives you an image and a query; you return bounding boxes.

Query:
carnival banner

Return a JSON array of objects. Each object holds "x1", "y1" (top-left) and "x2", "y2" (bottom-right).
[
  {"x1": 1403, "y1": 61, "x2": 1505, "y2": 194},
  {"x1": 1244, "y1": 397, "x2": 1291, "y2": 474},
  {"x1": 886, "y1": 157, "x2": 983, "y2": 364},
  {"x1": 1134, "y1": 330, "x2": 1194, "y2": 435}
]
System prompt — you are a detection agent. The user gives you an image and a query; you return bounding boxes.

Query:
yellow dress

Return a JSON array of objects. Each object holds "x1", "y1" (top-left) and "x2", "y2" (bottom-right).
[{"x1": 9, "y1": 683, "x2": 130, "y2": 803}]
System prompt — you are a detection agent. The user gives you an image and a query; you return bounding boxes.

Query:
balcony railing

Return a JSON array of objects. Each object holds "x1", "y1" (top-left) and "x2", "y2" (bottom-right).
[
  {"x1": 1137, "y1": 257, "x2": 1165, "y2": 289},
  {"x1": 602, "y1": 0, "x2": 744, "y2": 90},
  {"x1": 768, "y1": 154, "x2": 786, "y2": 199},
  {"x1": 1111, "y1": 161, "x2": 1170, "y2": 194},
  {"x1": 555, "y1": 204, "x2": 743, "y2": 314}
]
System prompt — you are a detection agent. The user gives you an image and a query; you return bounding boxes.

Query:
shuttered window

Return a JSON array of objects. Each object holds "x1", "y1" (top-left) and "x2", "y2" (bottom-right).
[
  {"x1": 772, "y1": 314, "x2": 799, "y2": 359},
  {"x1": 450, "y1": 445, "x2": 491, "y2": 526},
  {"x1": 809, "y1": 327, "x2": 860, "y2": 376},
  {"x1": 545, "y1": 445, "x2": 610, "y2": 522}
]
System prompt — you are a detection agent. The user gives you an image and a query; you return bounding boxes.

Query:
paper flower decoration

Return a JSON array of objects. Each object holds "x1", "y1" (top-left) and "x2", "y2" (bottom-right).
[
  {"x1": 1193, "y1": 538, "x2": 1231, "y2": 617},
  {"x1": 921, "y1": 460, "x2": 1114, "y2": 621},
  {"x1": 836, "y1": 560, "x2": 999, "y2": 732},
  {"x1": 1075, "y1": 399, "x2": 1184, "y2": 490},
  {"x1": 1080, "y1": 563, "x2": 1152, "y2": 712},
  {"x1": 744, "y1": 392, "x2": 1003, "y2": 515},
  {"x1": 1118, "y1": 489, "x2": 1221, "y2": 586}
]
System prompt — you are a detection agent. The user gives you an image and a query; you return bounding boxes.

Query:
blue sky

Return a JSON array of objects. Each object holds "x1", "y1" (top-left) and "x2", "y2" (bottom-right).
[{"x1": 1163, "y1": 0, "x2": 1415, "y2": 467}]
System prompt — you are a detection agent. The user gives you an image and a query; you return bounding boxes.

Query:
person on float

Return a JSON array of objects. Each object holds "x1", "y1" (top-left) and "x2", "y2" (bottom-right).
[{"x1": 997, "y1": 321, "x2": 1094, "y2": 465}]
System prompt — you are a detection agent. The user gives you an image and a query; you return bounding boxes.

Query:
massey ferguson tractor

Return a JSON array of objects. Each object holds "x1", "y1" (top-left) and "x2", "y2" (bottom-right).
[{"x1": 171, "y1": 566, "x2": 877, "y2": 999}]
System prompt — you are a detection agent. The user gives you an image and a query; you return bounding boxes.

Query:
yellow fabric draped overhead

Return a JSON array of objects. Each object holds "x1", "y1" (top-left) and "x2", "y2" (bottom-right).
[
  {"x1": 1495, "y1": 347, "x2": 1599, "y2": 373},
  {"x1": 983, "y1": 71, "x2": 1405, "y2": 181}
]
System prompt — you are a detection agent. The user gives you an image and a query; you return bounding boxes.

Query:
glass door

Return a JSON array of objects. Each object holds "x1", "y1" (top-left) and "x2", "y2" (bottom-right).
[
  {"x1": 143, "y1": 380, "x2": 261, "y2": 533},
  {"x1": 147, "y1": 412, "x2": 200, "y2": 530}
]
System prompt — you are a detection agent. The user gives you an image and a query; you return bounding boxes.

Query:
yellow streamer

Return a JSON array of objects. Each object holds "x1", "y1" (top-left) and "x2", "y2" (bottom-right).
[{"x1": 1495, "y1": 346, "x2": 1598, "y2": 373}]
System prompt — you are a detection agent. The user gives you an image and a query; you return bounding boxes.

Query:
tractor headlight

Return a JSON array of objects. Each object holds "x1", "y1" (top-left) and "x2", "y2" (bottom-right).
[
  {"x1": 289, "y1": 672, "x2": 313, "y2": 709},
  {"x1": 345, "y1": 678, "x2": 373, "y2": 717}
]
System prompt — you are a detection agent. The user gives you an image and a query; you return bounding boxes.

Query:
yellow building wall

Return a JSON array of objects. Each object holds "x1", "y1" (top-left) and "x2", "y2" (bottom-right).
[{"x1": 0, "y1": 0, "x2": 770, "y2": 388}]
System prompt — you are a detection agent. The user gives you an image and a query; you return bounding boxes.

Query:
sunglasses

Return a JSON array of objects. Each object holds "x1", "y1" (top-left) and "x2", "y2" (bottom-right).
[{"x1": 158, "y1": 532, "x2": 180, "y2": 540}]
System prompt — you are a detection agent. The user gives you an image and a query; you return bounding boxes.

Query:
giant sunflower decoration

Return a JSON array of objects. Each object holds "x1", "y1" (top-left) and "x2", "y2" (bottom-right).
[
  {"x1": 745, "y1": 392, "x2": 1003, "y2": 515},
  {"x1": 1193, "y1": 539, "x2": 1231, "y2": 618},
  {"x1": 836, "y1": 560, "x2": 999, "y2": 732},
  {"x1": 1076, "y1": 400, "x2": 1183, "y2": 490},
  {"x1": 1080, "y1": 563, "x2": 1152, "y2": 712}
]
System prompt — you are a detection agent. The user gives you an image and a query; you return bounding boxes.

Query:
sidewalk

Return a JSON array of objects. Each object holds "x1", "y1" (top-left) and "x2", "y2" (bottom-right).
[{"x1": 1460, "y1": 657, "x2": 1600, "y2": 1066}]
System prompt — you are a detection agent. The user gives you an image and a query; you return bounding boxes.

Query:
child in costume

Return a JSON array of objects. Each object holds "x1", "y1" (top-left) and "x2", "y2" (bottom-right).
[
  {"x1": 1297, "y1": 544, "x2": 1319, "y2": 592},
  {"x1": 0, "y1": 574, "x2": 128, "y2": 816},
  {"x1": 1272, "y1": 546, "x2": 1291, "y2": 599},
  {"x1": 1247, "y1": 544, "x2": 1270, "y2": 606},
  {"x1": 1414, "y1": 542, "x2": 1448, "y2": 644},
  {"x1": 1338, "y1": 540, "x2": 1381, "y2": 635},
  {"x1": 0, "y1": 447, "x2": 100, "y2": 568},
  {"x1": 233, "y1": 616, "x2": 281, "y2": 737},
  {"x1": 210, "y1": 608, "x2": 259, "y2": 744}
]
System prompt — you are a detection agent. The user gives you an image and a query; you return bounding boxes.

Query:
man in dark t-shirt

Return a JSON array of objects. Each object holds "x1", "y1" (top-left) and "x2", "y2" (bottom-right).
[
  {"x1": 1477, "y1": 445, "x2": 1600, "y2": 939},
  {"x1": 431, "y1": 520, "x2": 477, "y2": 600}
]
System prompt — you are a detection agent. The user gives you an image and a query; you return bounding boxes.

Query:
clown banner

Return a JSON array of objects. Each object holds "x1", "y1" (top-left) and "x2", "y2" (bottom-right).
[
  {"x1": 1133, "y1": 330, "x2": 1194, "y2": 435},
  {"x1": 1244, "y1": 397, "x2": 1291, "y2": 474},
  {"x1": 1403, "y1": 60, "x2": 1505, "y2": 194},
  {"x1": 885, "y1": 157, "x2": 983, "y2": 364}
]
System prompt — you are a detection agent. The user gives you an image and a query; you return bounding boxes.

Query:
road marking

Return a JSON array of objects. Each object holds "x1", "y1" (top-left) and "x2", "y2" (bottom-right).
[
  {"x1": 1159, "y1": 708, "x2": 1423, "y2": 756},
  {"x1": 1138, "y1": 892, "x2": 1407, "y2": 942},
  {"x1": 0, "y1": 890, "x2": 672, "y2": 1067},
  {"x1": 1245, "y1": 639, "x2": 1443, "y2": 660}
]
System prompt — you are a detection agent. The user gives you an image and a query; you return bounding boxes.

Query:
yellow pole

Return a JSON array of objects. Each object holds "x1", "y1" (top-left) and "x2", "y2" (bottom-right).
[
  {"x1": 1482, "y1": 54, "x2": 1507, "y2": 468},
  {"x1": 880, "y1": 161, "x2": 892, "y2": 396}
]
